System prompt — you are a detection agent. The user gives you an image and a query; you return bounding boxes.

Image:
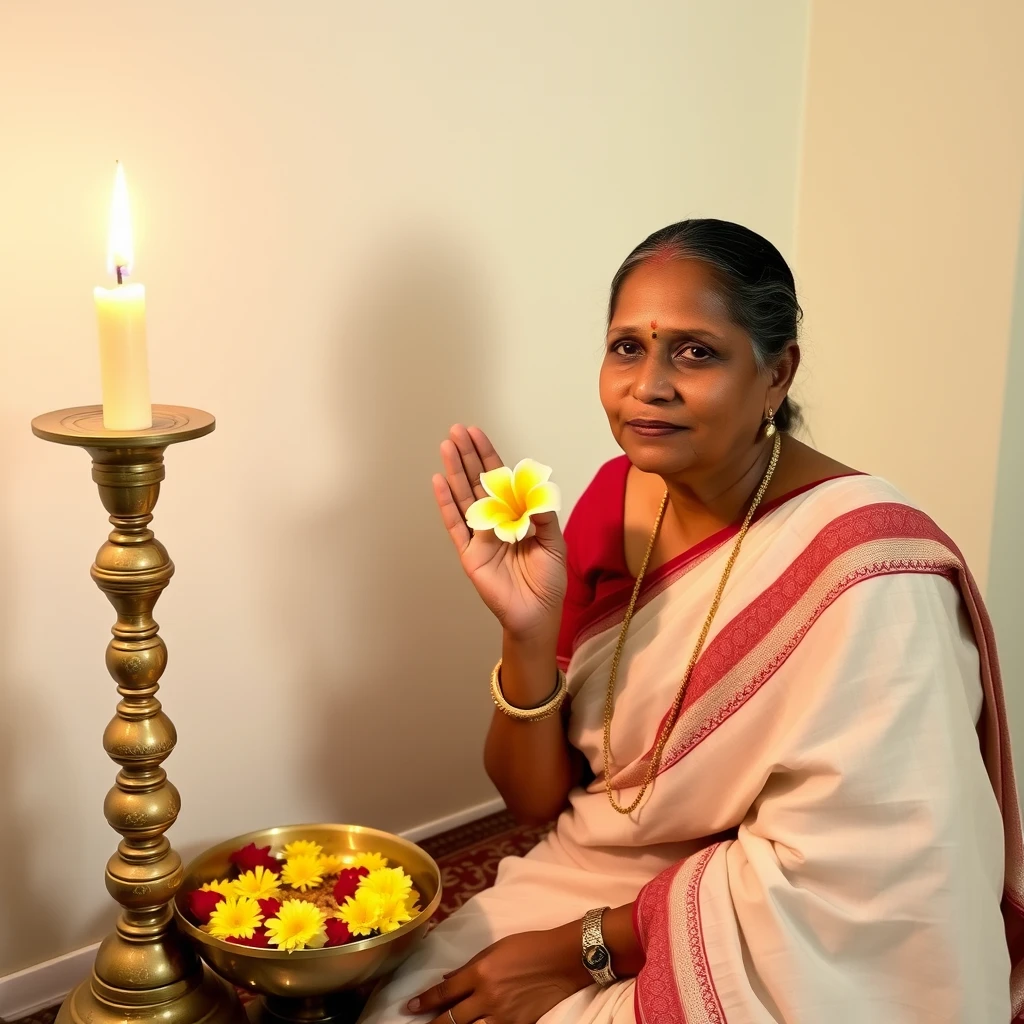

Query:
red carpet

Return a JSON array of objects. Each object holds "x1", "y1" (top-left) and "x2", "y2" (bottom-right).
[
  {"x1": 420, "y1": 809, "x2": 550, "y2": 926},
  {"x1": 8, "y1": 810, "x2": 545, "y2": 1024}
]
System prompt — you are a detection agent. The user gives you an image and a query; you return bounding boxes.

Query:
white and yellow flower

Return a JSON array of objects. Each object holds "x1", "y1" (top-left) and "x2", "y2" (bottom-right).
[{"x1": 465, "y1": 459, "x2": 560, "y2": 544}]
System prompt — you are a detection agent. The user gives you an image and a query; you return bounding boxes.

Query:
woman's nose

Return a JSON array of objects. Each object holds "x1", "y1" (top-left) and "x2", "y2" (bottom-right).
[{"x1": 633, "y1": 357, "x2": 675, "y2": 403}]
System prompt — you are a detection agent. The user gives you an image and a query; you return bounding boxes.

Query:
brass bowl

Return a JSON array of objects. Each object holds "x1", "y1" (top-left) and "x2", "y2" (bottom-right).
[{"x1": 174, "y1": 823, "x2": 441, "y2": 1024}]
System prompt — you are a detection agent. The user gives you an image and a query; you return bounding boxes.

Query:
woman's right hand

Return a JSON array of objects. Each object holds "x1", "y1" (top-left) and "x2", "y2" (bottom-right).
[{"x1": 432, "y1": 425, "x2": 568, "y2": 642}]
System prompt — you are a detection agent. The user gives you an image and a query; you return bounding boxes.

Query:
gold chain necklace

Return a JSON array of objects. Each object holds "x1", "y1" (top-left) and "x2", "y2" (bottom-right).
[{"x1": 603, "y1": 432, "x2": 782, "y2": 815}]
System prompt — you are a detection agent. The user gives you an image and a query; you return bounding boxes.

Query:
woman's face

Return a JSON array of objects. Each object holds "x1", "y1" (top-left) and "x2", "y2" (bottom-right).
[{"x1": 600, "y1": 258, "x2": 790, "y2": 481}]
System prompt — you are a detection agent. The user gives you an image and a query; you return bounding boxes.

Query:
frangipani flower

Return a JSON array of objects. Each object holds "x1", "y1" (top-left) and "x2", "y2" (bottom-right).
[
  {"x1": 208, "y1": 896, "x2": 264, "y2": 940},
  {"x1": 337, "y1": 889, "x2": 386, "y2": 937},
  {"x1": 234, "y1": 865, "x2": 281, "y2": 901},
  {"x1": 265, "y1": 899, "x2": 327, "y2": 952},
  {"x1": 281, "y1": 854, "x2": 323, "y2": 892},
  {"x1": 351, "y1": 851, "x2": 388, "y2": 872},
  {"x1": 282, "y1": 840, "x2": 322, "y2": 861},
  {"x1": 360, "y1": 867, "x2": 412, "y2": 903},
  {"x1": 465, "y1": 459, "x2": 561, "y2": 543}
]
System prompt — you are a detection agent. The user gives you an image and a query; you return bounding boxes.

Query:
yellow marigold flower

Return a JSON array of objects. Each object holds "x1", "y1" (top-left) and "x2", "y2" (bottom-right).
[
  {"x1": 465, "y1": 459, "x2": 561, "y2": 544},
  {"x1": 406, "y1": 888, "x2": 422, "y2": 915},
  {"x1": 351, "y1": 851, "x2": 388, "y2": 872},
  {"x1": 201, "y1": 878, "x2": 236, "y2": 898},
  {"x1": 208, "y1": 896, "x2": 263, "y2": 940},
  {"x1": 318, "y1": 853, "x2": 345, "y2": 876},
  {"x1": 234, "y1": 865, "x2": 281, "y2": 901},
  {"x1": 360, "y1": 867, "x2": 413, "y2": 903},
  {"x1": 376, "y1": 895, "x2": 413, "y2": 934},
  {"x1": 281, "y1": 854, "x2": 323, "y2": 892},
  {"x1": 282, "y1": 839, "x2": 323, "y2": 861},
  {"x1": 265, "y1": 899, "x2": 327, "y2": 952},
  {"x1": 337, "y1": 889, "x2": 385, "y2": 937}
]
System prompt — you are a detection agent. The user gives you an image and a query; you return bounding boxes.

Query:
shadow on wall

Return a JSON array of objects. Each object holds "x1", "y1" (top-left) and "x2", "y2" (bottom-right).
[
  {"x1": 268, "y1": 231, "x2": 500, "y2": 829},
  {"x1": 0, "y1": 474, "x2": 113, "y2": 974}
]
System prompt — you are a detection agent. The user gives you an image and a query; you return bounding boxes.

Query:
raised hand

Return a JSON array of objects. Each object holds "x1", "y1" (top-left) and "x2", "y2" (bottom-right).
[{"x1": 432, "y1": 425, "x2": 567, "y2": 641}]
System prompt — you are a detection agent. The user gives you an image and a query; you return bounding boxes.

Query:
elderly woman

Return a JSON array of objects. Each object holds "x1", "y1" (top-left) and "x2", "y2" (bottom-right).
[{"x1": 360, "y1": 219, "x2": 1023, "y2": 1024}]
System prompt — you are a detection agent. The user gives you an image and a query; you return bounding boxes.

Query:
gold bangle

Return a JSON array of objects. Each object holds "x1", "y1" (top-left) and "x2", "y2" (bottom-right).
[{"x1": 490, "y1": 659, "x2": 568, "y2": 722}]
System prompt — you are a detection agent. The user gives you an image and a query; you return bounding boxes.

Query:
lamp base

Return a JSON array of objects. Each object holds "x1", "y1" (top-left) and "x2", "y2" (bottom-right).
[{"x1": 56, "y1": 964, "x2": 246, "y2": 1024}]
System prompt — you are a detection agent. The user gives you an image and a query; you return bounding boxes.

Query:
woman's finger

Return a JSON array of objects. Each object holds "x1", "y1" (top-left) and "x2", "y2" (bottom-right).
[
  {"x1": 407, "y1": 965, "x2": 473, "y2": 1016},
  {"x1": 467, "y1": 426, "x2": 504, "y2": 473},
  {"x1": 425, "y1": 997, "x2": 490, "y2": 1024},
  {"x1": 450, "y1": 424, "x2": 489, "y2": 499},
  {"x1": 441, "y1": 439, "x2": 481, "y2": 517},
  {"x1": 432, "y1": 474, "x2": 471, "y2": 554}
]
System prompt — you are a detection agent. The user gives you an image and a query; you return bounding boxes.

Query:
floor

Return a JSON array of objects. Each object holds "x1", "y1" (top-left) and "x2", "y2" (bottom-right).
[{"x1": 7, "y1": 810, "x2": 547, "y2": 1024}]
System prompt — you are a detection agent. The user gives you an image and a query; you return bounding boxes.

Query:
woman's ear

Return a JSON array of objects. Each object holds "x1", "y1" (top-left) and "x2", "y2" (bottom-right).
[{"x1": 770, "y1": 341, "x2": 800, "y2": 402}]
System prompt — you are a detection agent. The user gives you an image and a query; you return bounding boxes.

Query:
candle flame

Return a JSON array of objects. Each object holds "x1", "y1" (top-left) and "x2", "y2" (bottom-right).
[{"x1": 106, "y1": 161, "x2": 134, "y2": 277}]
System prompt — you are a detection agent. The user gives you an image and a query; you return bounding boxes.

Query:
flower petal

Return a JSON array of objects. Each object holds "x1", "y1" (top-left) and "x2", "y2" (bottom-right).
[
  {"x1": 466, "y1": 496, "x2": 513, "y2": 531},
  {"x1": 493, "y1": 517, "x2": 526, "y2": 544},
  {"x1": 511, "y1": 459, "x2": 552, "y2": 505},
  {"x1": 524, "y1": 482, "x2": 561, "y2": 515},
  {"x1": 479, "y1": 466, "x2": 517, "y2": 508}
]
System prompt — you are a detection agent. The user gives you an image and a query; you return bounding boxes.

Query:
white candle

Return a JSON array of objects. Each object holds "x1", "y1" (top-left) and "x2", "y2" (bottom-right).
[{"x1": 94, "y1": 162, "x2": 152, "y2": 430}]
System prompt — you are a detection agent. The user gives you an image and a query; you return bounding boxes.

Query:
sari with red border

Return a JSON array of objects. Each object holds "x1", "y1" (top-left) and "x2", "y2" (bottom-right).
[{"x1": 557, "y1": 466, "x2": 1023, "y2": 1022}]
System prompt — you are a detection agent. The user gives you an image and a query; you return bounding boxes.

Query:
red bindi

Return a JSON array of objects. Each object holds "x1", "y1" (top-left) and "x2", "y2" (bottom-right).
[{"x1": 650, "y1": 319, "x2": 658, "y2": 339}]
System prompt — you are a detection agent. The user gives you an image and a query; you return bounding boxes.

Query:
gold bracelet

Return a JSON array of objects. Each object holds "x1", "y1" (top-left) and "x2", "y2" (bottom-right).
[{"x1": 490, "y1": 659, "x2": 568, "y2": 722}]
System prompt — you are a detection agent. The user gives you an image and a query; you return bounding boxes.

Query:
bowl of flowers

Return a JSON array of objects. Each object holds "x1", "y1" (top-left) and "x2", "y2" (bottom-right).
[{"x1": 174, "y1": 823, "x2": 441, "y2": 1024}]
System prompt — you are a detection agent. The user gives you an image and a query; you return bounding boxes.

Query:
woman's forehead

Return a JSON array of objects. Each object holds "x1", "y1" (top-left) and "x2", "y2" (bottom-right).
[{"x1": 611, "y1": 259, "x2": 733, "y2": 330}]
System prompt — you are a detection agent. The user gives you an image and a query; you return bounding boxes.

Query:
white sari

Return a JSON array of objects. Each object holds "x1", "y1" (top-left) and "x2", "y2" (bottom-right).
[{"x1": 361, "y1": 476, "x2": 1023, "y2": 1023}]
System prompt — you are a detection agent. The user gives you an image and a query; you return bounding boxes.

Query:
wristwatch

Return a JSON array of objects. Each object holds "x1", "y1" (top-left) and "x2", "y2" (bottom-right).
[{"x1": 581, "y1": 907, "x2": 617, "y2": 986}]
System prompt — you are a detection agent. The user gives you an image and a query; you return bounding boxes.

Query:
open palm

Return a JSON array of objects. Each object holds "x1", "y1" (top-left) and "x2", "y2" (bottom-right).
[{"x1": 433, "y1": 425, "x2": 567, "y2": 640}]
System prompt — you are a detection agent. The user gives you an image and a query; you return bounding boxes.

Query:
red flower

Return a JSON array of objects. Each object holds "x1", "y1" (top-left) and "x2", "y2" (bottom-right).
[
  {"x1": 229, "y1": 842, "x2": 279, "y2": 873},
  {"x1": 186, "y1": 888, "x2": 225, "y2": 925},
  {"x1": 325, "y1": 918, "x2": 354, "y2": 946},
  {"x1": 333, "y1": 867, "x2": 369, "y2": 903},
  {"x1": 258, "y1": 898, "x2": 282, "y2": 919},
  {"x1": 226, "y1": 927, "x2": 270, "y2": 948}
]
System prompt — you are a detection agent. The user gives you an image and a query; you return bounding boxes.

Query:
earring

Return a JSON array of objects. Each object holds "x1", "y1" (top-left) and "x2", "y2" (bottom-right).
[{"x1": 763, "y1": 406, "x2": 777, "y2": 439}]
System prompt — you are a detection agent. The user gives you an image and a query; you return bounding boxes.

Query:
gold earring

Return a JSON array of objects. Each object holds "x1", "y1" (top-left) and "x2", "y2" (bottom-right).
[{"x1": 763, "y1": 406, "x2": 777, "y2": 438}]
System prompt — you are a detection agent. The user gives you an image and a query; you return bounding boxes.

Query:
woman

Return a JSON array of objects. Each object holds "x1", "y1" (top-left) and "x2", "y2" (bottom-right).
[{"x1": 360, "y1": 220, "x2": 1024, "y2": 1023}]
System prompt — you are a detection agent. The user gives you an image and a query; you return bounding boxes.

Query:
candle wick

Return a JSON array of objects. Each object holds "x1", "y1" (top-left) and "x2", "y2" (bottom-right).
[{"x1": 116, "y1": 265, "x2": 124, "y2": 285}]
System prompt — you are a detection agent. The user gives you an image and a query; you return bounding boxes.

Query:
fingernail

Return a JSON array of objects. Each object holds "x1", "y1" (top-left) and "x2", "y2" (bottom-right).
[{"x1": 407, "y1": 998, "x2": 420, "y2": 1013}]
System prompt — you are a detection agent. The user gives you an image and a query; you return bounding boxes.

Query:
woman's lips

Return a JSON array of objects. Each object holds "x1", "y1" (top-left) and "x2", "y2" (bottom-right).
[{"x1": 625, "y1": 420, "x2": 687, "y2": 437}]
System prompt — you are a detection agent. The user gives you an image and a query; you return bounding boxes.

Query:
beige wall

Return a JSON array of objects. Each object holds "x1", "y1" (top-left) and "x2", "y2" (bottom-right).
[
  {"x1": 989, "y1": 206, "x2": 1024, "y2": 791},
  {"x1": 0, "y1": 1, "x2": 810, "y2": 975},
  {"x1": 793, "y1": 0, "x2": 1024, "y2": 588}
]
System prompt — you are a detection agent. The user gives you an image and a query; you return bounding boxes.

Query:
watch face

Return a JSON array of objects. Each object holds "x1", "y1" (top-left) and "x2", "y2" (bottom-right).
[{"x1": 583, "y1": 944, "x2": 610, "y2": 971}]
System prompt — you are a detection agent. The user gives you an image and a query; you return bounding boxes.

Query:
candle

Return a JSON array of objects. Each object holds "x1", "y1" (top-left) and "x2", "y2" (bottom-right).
[{"x1": 94, "y1": 161, "x2": 152, "y2": 430}]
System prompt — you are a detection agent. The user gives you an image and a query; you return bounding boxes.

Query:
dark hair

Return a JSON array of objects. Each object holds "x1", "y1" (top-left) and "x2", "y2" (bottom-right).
[{"x1": 608, "y1": 218, "x2": 802, "y2": 432}]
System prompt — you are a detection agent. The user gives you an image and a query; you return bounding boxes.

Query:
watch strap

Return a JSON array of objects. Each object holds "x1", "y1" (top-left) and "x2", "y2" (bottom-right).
[{"x1": 581, "y1": 906, "x2": 617, "y2": 986}]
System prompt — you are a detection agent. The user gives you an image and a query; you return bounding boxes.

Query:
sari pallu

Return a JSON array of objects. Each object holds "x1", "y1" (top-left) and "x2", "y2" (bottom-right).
[{"x1": 566, "y1": 478, "x2": 1024, "y2": 1024}]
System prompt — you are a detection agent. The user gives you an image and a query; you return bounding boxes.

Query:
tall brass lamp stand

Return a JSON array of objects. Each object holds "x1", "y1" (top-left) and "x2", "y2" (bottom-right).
[{"x1": 31, "y1": 404, "x2": 245, "y2": 1024}]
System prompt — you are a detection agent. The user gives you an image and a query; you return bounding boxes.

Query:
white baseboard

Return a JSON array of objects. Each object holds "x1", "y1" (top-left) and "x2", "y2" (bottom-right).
[
  {"x1": 398, "y1": 796, "x2": 505, "y2": 843},
  {"x1": 0, "y1": 798, "x2": 506, "y2": 1020},
  {"x1": 0, "y1": 942, "x2": 99, "y2": 1021}
]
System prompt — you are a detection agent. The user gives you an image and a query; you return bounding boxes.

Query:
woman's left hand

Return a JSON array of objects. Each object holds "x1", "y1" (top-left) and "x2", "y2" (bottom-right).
[{"x1": 407, "y1": 922, "x2": 591, "y2": 1024}]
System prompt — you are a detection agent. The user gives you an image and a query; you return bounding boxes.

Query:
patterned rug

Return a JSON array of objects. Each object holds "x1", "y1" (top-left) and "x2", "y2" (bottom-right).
[{"x1": 6, "y1": 810, "x2": 546, "y2": 1024}]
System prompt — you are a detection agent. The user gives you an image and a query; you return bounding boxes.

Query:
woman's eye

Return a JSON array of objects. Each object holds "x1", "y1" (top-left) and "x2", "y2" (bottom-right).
[
  {"x1": 612, "y1": 340, "x2": 642, "y2": 356},
  {"x1": 678, "y1": 344, "x2": 713, "y2": 361}
]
